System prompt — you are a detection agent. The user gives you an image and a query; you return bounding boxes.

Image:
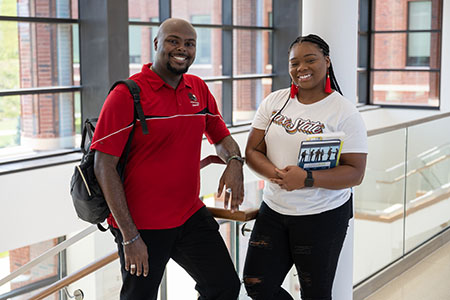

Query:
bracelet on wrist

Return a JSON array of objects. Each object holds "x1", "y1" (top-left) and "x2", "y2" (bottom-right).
[
  {"x1": 226, "y1": 155, "x2": 244, "y2": 165},
  {"x1": 122, "y1": 233, "x2": 140, "y2": 246}
]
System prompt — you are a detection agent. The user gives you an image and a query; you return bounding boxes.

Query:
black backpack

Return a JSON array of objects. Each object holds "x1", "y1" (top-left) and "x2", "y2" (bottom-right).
[{"x1": 70, "y1": 79, "x2": 149, "y2": 231}]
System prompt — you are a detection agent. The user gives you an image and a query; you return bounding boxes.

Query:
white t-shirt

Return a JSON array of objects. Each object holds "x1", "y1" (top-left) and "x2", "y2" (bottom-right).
[{"x1": 252, "y1": 88, "x2": 368, "y2": 216}]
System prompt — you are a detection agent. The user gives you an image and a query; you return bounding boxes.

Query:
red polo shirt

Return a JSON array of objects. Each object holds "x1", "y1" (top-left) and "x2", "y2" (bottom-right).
[{"x1": 91, "y1": 63, "x2": 230, "y2": 229}]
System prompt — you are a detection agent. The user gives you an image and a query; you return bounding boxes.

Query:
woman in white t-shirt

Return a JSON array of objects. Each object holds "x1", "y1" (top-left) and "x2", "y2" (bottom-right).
[{"x1": 243, "y1": 34, "x2": 368, "y2": 300}]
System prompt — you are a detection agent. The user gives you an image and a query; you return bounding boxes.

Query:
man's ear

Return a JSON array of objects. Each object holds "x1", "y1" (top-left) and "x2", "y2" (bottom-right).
[{"x1": 153, "y1": 37, "x2": 158, "y2": 51}]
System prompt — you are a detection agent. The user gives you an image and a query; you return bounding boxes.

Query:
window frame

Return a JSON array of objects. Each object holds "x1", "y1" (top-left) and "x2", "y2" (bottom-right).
[
  {"x1": 406, "y1": 0, "x2": 432, "y2": 67},
  {"x1": 0, "y1": 11, "x2": 81, "y2": 164},
  {"x1": 128, "y1": 0, "x2": 275, "y2": 127},
  {"x1": 0, "y1": 0, "x2": 302, "y2": 166},
  {"x1": 358, "y1": 0, "x2": 443, "y2": 108}
]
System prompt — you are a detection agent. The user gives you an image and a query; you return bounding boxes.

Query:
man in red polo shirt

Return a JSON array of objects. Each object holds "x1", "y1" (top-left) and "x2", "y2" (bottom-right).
[{"x1": 92, "y1": 18, "x2": 243, "y2": 299}]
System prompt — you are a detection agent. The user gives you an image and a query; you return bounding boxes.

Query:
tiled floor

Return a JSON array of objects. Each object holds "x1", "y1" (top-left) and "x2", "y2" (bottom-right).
[{"x1": 365, "y1": 241, "x2": 450, "y2": 300}]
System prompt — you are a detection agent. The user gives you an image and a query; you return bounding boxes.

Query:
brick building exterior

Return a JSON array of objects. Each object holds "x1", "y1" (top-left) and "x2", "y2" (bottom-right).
[
  {"x1": 18, "y1": 0, "x2": 76, "y2": 150},
  {"x1": 373, "y1": 0, "x2": 441, "y2": 106},
  {"x1": 9, "y1": 238, "x2": 59, "y2": 299},
  {"x1": 8, "y1": 0, "x2": 75, "y2": 295},
  {"x1": 128, "y1": 0, "x2": 272, "y2": 122}
]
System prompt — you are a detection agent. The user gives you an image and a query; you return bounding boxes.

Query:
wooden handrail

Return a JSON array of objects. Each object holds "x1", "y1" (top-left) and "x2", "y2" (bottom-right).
[
  {"x1": 200, "y1": 154, "x2": 225, "y2": 168},
  {"x1": 27, "y1": 206, "x2": 259, "y2": 299},
  {"x1": 355, "y1": 188, "x2": 450, "y2": 223},
  {"x1": 376, "y1": 154, "x2": 449, "y2": 184},
  {"x1": 27, "y1": 155, "x2": 258, "y2": 299},
  {"x1": 29, "y1": 251, "x2": 119, "y2": 300},
  {"x1": 24, "y1": 152, "x2": 449, "y2": 298},
  {"x1": 208, "y1": 207, "x2": 258, "y2": 222},
  {"x1": 0, "y1": 225, "x2": 97, "y2": 287}
]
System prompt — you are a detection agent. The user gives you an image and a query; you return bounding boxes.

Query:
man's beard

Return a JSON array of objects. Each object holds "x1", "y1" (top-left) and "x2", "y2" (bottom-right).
[{"x1": 167, "y1": 61, "x2": 189, "y2": 75}]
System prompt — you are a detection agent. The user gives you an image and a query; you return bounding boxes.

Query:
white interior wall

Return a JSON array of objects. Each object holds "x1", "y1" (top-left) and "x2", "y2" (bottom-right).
[
  {"x1": 0, "y1": 163, "x2": 86, "y2": 253},
  {"x1": 2, "y1": 0, "x2": 450, "y2": 295},
  {"x1": 302, "y1": 0, "x2": 359, "y2": 103},
  {"x1": 302, "y1": 1, "x2": 359, "y2": 299},
  {"x1": 441, "y1": 0, "x2": 450, "y2": 112}
]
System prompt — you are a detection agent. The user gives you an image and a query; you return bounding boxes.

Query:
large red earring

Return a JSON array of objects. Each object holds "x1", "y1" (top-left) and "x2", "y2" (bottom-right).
[
  {"x1": 290, "y1": 83, "x2": 299, "y2": 98},
  {"x1": 325, "y1": 72, "x2": 332, "y2": 94}
]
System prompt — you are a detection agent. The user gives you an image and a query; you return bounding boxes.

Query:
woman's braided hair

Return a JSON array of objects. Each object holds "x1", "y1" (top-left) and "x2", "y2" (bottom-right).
[{"x1": 289, "y1": 34, "x2": 342, "y2": 95}]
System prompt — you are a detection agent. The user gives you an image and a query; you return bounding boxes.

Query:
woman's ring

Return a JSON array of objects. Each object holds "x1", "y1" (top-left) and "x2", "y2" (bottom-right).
[
  {"x1": 130, "y1": 264, "x2": 136, "y2": 269},
  {"x1": 226, "y1": 188, "x2": 232, "y2": 194}
]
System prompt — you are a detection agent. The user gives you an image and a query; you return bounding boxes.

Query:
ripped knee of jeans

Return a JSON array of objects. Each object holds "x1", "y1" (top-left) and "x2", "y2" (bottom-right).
[
  {"x1": 249, "y1": 235, "x2": 272, "y2": 250},
  {"x1": 244, "y1": 276, "x2": 263, "y2": 299}
]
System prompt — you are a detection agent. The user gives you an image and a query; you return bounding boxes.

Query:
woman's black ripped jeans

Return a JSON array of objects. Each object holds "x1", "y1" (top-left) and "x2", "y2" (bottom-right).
[{"x1": 243, "y1": 196, "x2": 352, "y2": 300}]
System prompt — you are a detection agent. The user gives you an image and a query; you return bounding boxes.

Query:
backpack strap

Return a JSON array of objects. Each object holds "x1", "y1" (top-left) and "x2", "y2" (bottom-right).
[
  {"x1": 109, "y1": 79, "x2": 149, "y2": 135},
  {"x1": 108, "y1": 79, "x2": 150, "y2": 181},
  {"x1": 80, "y1": 118, "x2": 98, "y2": 154}
]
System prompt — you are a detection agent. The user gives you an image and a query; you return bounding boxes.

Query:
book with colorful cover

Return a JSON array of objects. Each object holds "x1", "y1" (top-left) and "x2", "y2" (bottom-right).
[{"x1": 297, "y1": 132, "x2": 345, "y2": 170}]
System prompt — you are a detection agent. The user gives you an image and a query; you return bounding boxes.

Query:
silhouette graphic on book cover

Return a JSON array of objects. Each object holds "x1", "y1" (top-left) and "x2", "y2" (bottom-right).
[{"x1": 298, "y1": 132, "x2": 344, "y2": 170}]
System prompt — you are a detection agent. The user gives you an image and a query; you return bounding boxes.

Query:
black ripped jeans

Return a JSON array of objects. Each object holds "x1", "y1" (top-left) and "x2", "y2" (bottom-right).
[{"x1": 243, "y1": 197, "x2": 352, "y2": 300}]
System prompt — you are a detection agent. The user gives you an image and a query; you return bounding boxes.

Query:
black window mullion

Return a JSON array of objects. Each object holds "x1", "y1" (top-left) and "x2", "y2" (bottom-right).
[
  {"x1": 0, "y1": 15, "x2": 78, "y2": 23},
  {"x1": 368, "y1": 0, "x2": 374, "y2": 104},
  {"x1": 358, "y1": 0, "x2": 371, "y2": 105},
  {"x1": 159, "y1": 0, "x2": 171, "y2": 21},
  {"x1": 222, "y1": 0, "x2": 233, "y2": 125},
  {"x1": 0, "y1": 86, "x2": 81, "y2": 97},
  {"x1": 371, "y1": 68, "x2": 440, "y2": 72},
  {"x1": 373, "y1": 29, "x2": 441, "y2": 34}
]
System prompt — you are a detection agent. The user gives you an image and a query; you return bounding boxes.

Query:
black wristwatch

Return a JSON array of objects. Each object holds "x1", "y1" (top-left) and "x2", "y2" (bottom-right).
[{"x1": 304, "y1": 170, "x2": 314, "y2": 187}]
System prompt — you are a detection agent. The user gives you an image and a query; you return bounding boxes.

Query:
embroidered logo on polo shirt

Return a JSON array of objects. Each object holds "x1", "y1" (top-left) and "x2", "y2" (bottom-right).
[{"x1": 188, "y1": 93, "x2": 199, "y2": 107}]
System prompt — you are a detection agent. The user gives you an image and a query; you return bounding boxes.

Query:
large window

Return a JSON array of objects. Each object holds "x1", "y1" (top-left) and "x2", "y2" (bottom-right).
[
  {"x1": 0, "y1": 237, "x2": 65, "y2": 299},
  {"x1": 0, "y1": 0, "x2": 279, "y2": 163},
  {"x1": 407, "y1": 1, "x2": 432, "y2": 66},
  {"x1": 191, "y1": 15, "x2": 212, "y2": 65},
  {"x1": 0, "y1": 0, "x2": 80, "y2": 161},
  {"x1": 358, "y1": 0, "x2": 442, "y2": 107},
  {"x1": 128, "y1": 0, "x2": 274, "y2": 126}
]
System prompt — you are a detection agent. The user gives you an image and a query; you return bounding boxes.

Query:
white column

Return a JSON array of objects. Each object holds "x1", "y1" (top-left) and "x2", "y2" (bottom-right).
[
  {"x1": 440, "y1": 1, "x2": 450, "y2": 112},
  {"x1": 302, "y1": 2, "x2": 358, "y2": 300},
  {"x1": 302, "y1": 0, "x2": 359, "y2": 104},
  {"x1": 334, "y1": 218, "x2": 355, "y2": 300}
]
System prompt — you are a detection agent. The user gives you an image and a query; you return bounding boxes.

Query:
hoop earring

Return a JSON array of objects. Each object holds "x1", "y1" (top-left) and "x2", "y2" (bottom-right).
[
  {"x1": 325, "y1": 72, "x2": 332, "y2": 94},
  {"x1": 290, "y1": 83, "x2": 299, "y2": 98}
]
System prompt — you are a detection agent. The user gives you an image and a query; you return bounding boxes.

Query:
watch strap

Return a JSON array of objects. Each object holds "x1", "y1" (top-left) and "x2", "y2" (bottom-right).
[{"x1": 304, "y1": 170, "x2": 314, "y2": 187}]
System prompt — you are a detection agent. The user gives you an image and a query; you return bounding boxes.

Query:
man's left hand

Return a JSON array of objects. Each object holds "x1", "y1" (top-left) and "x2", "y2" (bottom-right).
[{"x1": 217, "y1": 160, "x2": 244, "y2": 213}]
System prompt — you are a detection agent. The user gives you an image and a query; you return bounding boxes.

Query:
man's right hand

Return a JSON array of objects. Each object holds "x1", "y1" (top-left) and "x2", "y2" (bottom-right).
[
  {"x1": 94, "y1": 151, "x2": 149, "y2": 277},
  {"x1": 123, "y1": 237, "x2": 149, "y2": 277}
]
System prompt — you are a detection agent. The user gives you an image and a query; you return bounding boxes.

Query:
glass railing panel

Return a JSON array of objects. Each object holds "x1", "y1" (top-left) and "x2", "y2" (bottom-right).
[
  {"x1": 166, "y1": 259, "x2": 196, "y2": 299},
  {"x1": 65, "y1": 228, "x2": 167, "y2": 300},
  {"x1": 404, "y1": 116, "x2": 450, "y2": 252},
  {"x1": 1, "y1": 227, "x2": 121, "y2": 300},
  {"x1": 353, "y1": 128, "x2": 407, "y2": 284},
  {"x1": 64, "y1": 258, "x2": 122, "y2": 300},
  {"x1": 9, "y1": 289, "x2": 60, "y2": 299},
  {"x1": 64, "y1": 229, "x2": 120, "y2": 300},
  {"x1": 0, "y1": 237, "x2": 63, "y2": 300},
  {"x1": 162, "y1": 220, "x2": 241, "y2": 300},
  {"x1": 206, "y1": 178, "x2": 299, "y2": 299}
]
